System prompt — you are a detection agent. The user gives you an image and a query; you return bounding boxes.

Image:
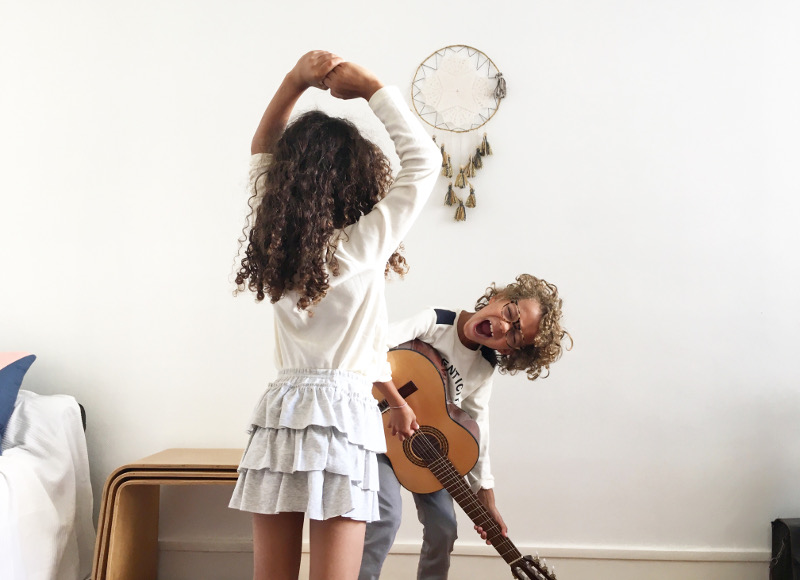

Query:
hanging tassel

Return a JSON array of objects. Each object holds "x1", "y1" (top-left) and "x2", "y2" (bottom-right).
[
  {"x1": 437, "y1": 141, "x2": 448, "y2": 176},
  {"x1": 454, "y1": 166, "x2": 466, "y2": 189},
  {"x1": 444, "y1": 182, "x2": 457, "y2": 206},
  {"x1": 466, "y1": 185, "x2": 476, "y2": 208},
  {"x1": 445, "y1": 154, "x2": 453, "y2": 178},
  {"x1": 473, "y1": 148, "x2": 483, "y2": 170},
  {"x1": 480, "y1": 133, "x2": 493, "y2": 156},
  {"x1": 494, "y1": 72, "x2": 507, "y2": 100},
  {"x1": 454, "y1": 200, "x2": 466, "y2": 222},
  {"x1": 466, "y1": 156, "x2": 476, "y2": 178}
]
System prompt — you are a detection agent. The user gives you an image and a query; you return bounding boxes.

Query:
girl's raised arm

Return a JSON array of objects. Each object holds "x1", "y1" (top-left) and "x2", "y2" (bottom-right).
[{"x1": 251, "y1": 50, "x2": 343, "y2": 154}]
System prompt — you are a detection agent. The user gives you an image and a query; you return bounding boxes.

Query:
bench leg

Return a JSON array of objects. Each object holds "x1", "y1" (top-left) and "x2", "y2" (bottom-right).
[{"x1": 105, "y1": 483, "x2": 159, "y2": 580}]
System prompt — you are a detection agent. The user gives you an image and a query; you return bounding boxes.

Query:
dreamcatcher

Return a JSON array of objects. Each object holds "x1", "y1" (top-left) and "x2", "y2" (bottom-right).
[{"x1": 411, "y1": 45, "x2": 507, "y2": 222}]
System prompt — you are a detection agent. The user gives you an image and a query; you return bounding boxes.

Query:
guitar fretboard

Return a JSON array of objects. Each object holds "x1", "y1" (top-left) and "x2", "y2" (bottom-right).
[{"x1": 417, "y1": 438, "x2": 523, "y2": 566}]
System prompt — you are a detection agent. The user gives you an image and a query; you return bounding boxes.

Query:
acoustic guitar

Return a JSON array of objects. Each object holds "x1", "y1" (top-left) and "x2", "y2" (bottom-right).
[{"x1": 374, "y1": 340, "x2": 558, "y2": 580}]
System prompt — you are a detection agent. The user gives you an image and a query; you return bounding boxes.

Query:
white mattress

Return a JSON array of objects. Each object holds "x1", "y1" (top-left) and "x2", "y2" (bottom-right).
[{"x1": 0, "y1": 390, "x2": 95, "y2": 580}]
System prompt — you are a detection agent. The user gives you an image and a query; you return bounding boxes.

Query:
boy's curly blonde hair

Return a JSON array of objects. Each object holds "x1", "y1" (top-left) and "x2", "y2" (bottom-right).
[{"x1": 475, "y1": 274, "x2": 571, "y2": 381}]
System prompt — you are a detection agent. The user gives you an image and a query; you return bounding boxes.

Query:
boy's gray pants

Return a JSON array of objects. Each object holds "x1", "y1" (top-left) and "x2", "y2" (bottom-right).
[{"x1": 359, "y1": 454, "x2": 458, "y2": 580}]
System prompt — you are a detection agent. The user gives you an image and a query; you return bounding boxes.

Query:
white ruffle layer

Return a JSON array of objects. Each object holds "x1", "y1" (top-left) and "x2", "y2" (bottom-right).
[
  {"x1": 238, "y1": 424, "x2": 382, "y2": 482},
  {"x1": 229, "y1": 463, "x2": 379, "y2": 521},
  {"x1": 248, "y1": 369, "x2": 386, "y2": 452},
  {"x1": 229, "y1": 368, "x2": 386, "y2": 522}
]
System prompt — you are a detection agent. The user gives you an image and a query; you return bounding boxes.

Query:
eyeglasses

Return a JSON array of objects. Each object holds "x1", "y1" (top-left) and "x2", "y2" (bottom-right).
[{"x1": 501, "y1": 299, "x2": 525, "y2": 350}]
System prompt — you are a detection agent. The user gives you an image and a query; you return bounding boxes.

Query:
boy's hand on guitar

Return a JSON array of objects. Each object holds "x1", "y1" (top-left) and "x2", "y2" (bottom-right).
[
  {"x1": 388, "y1": 403, "x2": 419, "y2": 441},
  {"x1": 474, "y1": 488, "x2": 508, "y2": 545}
]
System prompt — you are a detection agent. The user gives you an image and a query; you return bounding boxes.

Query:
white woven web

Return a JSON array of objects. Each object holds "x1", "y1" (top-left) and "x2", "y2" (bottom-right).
[
  {"x1": 418, "y1": 53, "x2": 496, "y2": 129},
  {"x1": 412, "y1": 45, "x2": 501, "y2": 133}
]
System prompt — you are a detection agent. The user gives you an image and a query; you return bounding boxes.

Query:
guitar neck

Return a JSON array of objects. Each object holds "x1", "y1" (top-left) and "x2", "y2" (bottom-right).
[{"x1": 424, "y1": 451, "x2": 524, "y2": 566}]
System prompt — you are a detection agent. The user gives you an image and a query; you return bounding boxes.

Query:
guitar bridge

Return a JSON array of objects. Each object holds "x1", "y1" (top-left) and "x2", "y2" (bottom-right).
[{"x1": 377, "y1": 380, "x2": 418, "y2": 413}]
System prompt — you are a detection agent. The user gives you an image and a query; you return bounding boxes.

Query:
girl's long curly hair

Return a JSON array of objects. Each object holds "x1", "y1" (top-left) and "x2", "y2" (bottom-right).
[
  {"x1": 475, "y1": 273, "x2": 572, "y2": 381},
  {"x1": 235, "y1": 111, "x2": 408, "y2": 310}
]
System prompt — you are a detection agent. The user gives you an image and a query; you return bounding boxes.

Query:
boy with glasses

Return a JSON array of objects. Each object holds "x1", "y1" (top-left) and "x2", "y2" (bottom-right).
[{"x1": 359, "y1": 274, "x2": 570, "y2": 580}]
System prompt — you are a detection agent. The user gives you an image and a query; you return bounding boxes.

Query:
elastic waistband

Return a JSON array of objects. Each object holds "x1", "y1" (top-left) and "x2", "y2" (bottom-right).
[{"x1": 277, "y1": 367, "x2": 371, "y2": 384}]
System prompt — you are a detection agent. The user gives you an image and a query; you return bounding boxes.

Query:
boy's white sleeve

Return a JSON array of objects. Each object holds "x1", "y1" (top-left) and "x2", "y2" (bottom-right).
[
  {"x1": 461, "y1": 375, "x2": 495, "y2": 492},
  {"x1": 387, "y1": 308, "x2": 438, "y2": 349}
]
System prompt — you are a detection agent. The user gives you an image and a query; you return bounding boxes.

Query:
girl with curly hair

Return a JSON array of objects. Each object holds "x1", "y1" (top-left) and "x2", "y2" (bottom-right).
[{"x1": 229, "y1": 51, "x2": 440, "y2": 580}]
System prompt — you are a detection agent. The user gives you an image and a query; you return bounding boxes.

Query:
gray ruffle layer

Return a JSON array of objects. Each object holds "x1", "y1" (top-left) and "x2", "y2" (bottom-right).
[{"x1": 229, "y1": 368, "x2": 386, "y2": 522}]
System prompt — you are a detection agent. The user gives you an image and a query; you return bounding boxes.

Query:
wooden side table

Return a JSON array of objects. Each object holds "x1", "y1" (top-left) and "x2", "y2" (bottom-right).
[{"x1": 92, "y1": 448, "x2": 243, "y2": 580}]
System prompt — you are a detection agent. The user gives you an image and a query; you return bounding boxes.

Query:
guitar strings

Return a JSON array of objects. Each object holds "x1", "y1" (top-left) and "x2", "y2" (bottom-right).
[
  {"x1": 412, "y1": 433, "x2": 501, "y2": 533},
  {"x1": 411, "y1": 433, "x2": 553, "y2": 580},
  {"x1": 411, "y1": 432, "x2": 520, "y2": 558}
]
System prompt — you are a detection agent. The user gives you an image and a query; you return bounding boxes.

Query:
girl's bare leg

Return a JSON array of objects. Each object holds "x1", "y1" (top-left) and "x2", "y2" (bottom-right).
[
  {"x1": 252, "y1": 512, "x2": 304, "y2": 580},
  {"x1": 308, "y1": 516, "x2": 366, "y2": 580}
]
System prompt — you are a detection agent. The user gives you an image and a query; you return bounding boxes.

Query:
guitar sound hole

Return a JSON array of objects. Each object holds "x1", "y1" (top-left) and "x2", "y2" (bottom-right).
[{"x1": 403, "y1": 426, "x2": 449, "y2": 467}]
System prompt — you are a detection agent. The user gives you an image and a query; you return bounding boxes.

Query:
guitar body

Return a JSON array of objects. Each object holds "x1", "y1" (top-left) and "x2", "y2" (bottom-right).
[{"x1": 373, "y1": 340, "x2": 480, "y2": 494}]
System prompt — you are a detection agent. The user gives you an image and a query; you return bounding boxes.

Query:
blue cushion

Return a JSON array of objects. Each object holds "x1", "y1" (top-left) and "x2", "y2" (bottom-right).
[{"x1": 0, "y1": 353, "x2": 36, "y2": 453}]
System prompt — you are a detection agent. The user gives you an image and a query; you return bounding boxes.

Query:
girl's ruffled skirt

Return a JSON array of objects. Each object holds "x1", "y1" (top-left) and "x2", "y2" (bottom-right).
[{"x1": 229, "y1": 368, "x2": 385, "y2": 522}]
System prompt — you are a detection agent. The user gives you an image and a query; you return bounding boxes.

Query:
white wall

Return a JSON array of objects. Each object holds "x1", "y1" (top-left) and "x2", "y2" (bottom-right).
[{"x1": 2, "y1": 1, "x2": 798, "y2": 577}]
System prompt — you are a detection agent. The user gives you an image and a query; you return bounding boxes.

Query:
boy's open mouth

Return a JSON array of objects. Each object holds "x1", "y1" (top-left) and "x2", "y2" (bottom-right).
[{"x1": 476, "y1": 320, "x2": 493, "y2": 338}]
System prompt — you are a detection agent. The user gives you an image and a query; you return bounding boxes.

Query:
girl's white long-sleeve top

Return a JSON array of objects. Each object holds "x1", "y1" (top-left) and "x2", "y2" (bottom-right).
[{"x1": 249, "y1": 86, "x2": 440, "y2": 383}]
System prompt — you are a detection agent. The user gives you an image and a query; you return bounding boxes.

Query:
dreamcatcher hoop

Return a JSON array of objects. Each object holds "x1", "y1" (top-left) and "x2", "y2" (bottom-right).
[
  {"x1": 411, "y1": 45, "x2": 504, "y2": 134},
  {"x1": 410, "y1": 45, "x2": 506, "y2": 222}
]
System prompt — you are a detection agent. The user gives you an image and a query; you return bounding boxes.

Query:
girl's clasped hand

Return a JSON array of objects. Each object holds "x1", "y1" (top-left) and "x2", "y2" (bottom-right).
[
  {"x1": 286, "y1": 50, "x2": 342, "y2": 91},
  {"x1": 289, "y1": 50, "x2": 385, "y2": 101}
]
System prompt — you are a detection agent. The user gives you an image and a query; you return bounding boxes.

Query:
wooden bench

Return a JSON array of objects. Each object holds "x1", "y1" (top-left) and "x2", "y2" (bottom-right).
[{"x1": 92, "y1": 448, "x2": 242, "y2": 580}]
